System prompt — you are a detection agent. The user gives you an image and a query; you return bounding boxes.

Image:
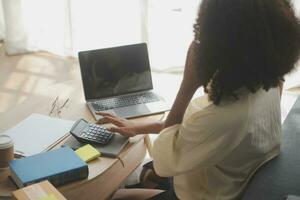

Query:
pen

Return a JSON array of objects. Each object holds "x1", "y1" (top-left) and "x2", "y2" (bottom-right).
[
  {"x1": 14, "y1": 149, "x2": 25, "y2": 158},
  {"x1": 60, "y1": 98, "x2": 69, "y2": 109},
  {"x1": 52, "y1": 96, "x2": 59, "y2": 107}
]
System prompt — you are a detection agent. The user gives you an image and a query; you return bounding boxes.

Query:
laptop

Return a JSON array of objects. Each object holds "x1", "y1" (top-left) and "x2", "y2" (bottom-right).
[{"x1": 78, "y1": 43, "x2": 169, "y2": 121}]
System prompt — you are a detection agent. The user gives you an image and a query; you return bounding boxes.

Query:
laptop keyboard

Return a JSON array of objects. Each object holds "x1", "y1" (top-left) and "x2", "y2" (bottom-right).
[{"x1": 91, "y1": 92, "x2": 160, "y2": 111}]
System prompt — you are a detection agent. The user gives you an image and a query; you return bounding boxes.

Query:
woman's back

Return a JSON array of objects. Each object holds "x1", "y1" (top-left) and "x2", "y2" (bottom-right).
[{"x1": 153, "y1": 87, "x2": 281, "y2": 199}]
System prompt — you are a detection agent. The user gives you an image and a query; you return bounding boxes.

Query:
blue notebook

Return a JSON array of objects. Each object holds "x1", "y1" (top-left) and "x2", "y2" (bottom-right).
[{"x1": 9, "y1": 147, "x2": 88, "y2": 188}]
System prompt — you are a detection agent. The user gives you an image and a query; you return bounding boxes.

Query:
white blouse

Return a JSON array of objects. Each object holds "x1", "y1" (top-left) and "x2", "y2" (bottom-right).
[{"x1": 152, "y1": 87, "x2": 281, "y2": 200}]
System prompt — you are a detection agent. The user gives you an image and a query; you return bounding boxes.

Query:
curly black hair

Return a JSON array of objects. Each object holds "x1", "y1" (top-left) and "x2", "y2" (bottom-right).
[{"x1": 193, "y1": 0, "x2": 300, "y2": 104}]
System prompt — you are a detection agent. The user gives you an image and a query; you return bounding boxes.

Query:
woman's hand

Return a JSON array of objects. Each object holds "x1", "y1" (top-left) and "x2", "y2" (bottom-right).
[
  {"x1": 96, "y1": 112, "x2": 140, "y2": 137},
  {"x1": 96, "y1": 112, "x2": 164, "y2": 137}
]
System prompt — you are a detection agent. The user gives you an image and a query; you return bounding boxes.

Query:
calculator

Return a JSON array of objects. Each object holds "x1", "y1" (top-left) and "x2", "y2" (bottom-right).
[{"x1": 70, "y1": 118, "x2": 114, "y2": 145}]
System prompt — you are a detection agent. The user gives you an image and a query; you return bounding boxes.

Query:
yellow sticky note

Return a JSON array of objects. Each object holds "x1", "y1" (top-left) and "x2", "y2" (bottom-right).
[
  {"x1": 39, "y1": 194, "x2": 58, "y2": 200},
  {"x1": 75, "y1": 144, "x2": 101, "y2": 162}
]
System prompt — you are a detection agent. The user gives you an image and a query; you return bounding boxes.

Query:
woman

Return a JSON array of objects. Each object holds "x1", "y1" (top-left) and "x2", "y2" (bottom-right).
[{"x1": 98, "y1": 0, "x2": 300, "y2": 199}]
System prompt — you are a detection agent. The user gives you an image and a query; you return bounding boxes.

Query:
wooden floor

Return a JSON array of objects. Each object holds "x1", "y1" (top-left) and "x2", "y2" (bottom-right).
[{"x1": 0, "y1": 47, "x2": 80, "y2": 115}]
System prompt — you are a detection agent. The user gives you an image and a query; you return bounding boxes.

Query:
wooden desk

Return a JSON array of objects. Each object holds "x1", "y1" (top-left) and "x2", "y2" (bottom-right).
[{"x1": 0, "y1": 79, "x2": 163, "y2": 200}]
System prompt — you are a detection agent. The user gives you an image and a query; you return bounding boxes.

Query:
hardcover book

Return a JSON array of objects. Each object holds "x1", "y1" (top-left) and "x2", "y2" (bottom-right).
[
  {"x1": 9, "y1": 147, "x2": 88, "y2": 188},
  {"x1": 12, "y1": 180, "x2": 67, "y2": 200}
]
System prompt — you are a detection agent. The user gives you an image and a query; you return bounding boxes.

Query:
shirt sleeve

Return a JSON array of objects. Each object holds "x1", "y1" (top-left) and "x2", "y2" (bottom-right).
[{"x1": 152, "y1": 98, "x2": 248, "y2": 177}]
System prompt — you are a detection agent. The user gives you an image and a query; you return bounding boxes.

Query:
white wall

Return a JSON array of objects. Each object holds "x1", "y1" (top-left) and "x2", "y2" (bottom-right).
[
  {"x1": 292, "y1": 0, "x2": 300, "y2": 16},
  {"x1": 0, "y1": 0, "x2": 5, "y2": 40}
]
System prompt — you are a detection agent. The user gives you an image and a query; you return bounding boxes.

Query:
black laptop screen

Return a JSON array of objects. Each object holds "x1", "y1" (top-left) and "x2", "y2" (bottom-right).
[{"x1": 78, "y1": 43, "x2": 153, "y2": 100}]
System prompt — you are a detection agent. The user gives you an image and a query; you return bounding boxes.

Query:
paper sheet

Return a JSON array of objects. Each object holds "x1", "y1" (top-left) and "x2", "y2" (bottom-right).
[{"x1": 3, "y1": 113, "x2": 74, "y2": 157}]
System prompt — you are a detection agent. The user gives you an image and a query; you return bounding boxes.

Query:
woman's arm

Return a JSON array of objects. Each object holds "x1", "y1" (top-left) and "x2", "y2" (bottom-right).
[
  {"x1": 164, "y1": 41, "x2": 204, "y2": 128},
  {"x1": 96, "y1": 111, "x2": 165, "y2": 137},
  {"x1": 163, "y1": 81, "x2": 197, "y2": 128}
]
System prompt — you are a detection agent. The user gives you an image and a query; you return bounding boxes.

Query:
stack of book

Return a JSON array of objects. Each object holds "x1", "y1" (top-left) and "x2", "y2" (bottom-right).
[{"x1": 9, "y1": 147, "x2": 88, "y2": 188}]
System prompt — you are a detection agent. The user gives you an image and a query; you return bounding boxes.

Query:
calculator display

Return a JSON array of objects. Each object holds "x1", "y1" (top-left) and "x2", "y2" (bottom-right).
[{"x1": 73, "y1": 120, "x2": 87, "y2": 133}]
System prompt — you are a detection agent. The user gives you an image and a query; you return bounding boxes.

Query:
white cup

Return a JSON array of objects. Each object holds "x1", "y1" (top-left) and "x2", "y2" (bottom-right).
[{"x1": 0, "y1": 135, "x2": 14, "y2": 168}]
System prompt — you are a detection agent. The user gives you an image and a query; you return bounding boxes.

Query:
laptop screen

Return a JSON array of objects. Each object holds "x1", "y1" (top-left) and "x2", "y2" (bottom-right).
[{"x1": 78, "y1": 43, "x2": 153, "y2": 100}]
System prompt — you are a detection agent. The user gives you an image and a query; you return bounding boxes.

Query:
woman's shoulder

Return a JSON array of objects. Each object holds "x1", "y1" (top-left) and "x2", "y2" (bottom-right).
[
  {"x1": 184, "y1": 87, "x2": 280, "y2": 124},
  {"x1": 183, "y1": 94, "x2": 248, "y2": 130}
]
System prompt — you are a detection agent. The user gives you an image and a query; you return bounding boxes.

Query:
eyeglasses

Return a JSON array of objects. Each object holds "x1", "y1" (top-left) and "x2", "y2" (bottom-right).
[{"x1": 49, "y1": 96, "x2": 69, "y2": 117}]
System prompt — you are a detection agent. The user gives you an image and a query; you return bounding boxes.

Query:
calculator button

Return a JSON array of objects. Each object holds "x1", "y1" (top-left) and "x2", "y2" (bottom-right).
[{"x1": 77, "y1": 123, "x2": 114, "y2": 144}]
